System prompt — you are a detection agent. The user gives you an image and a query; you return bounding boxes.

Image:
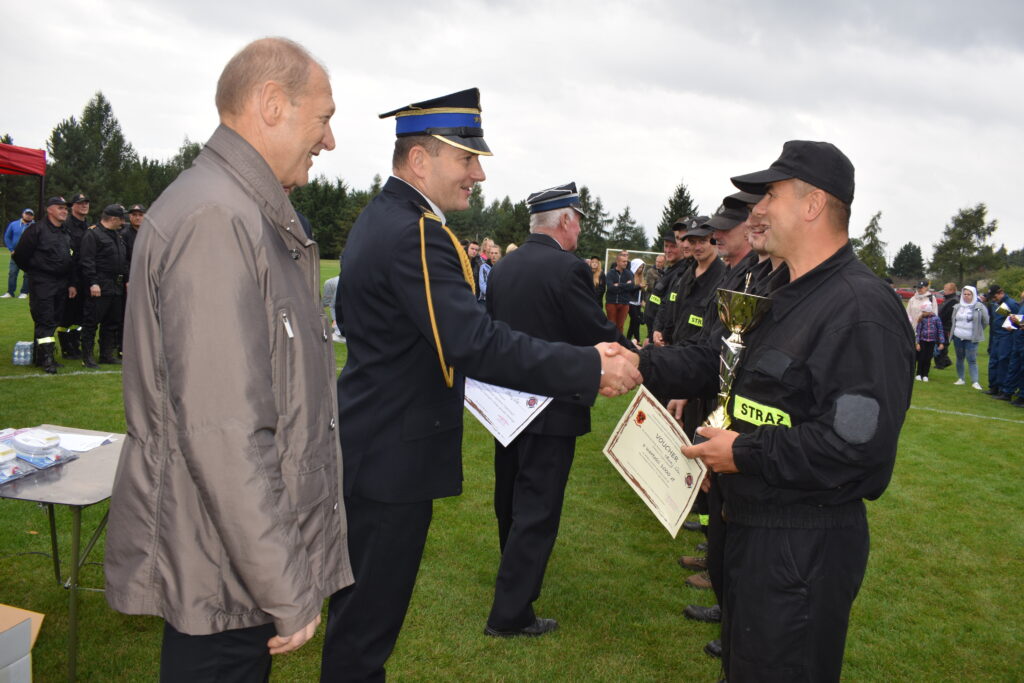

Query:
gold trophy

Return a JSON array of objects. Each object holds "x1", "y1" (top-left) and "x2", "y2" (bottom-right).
[
  {"x1": 996, "y1": 302, "x2": 1012, "y2": 316},
  {"x1": 694, "y1": 286, "x2": 772, "y2": 441}
]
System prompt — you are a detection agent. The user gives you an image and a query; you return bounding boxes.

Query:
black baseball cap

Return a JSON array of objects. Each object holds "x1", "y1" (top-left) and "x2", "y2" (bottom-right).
[
  {"x1": 682, "y1": 225, "x2": 713, "y2": 240},
  {"x1": 128, "y1": 204, "x2": 146, "y2": 214},
  {"x1": 661, "y1": 232, "x2": 677, "y2": 244},
  {"x1": 705, "y1": 204, "x2": 749, "y2": 231},
  {"x1": 731, "y1": 140, "x2": 855, "y2": 205},
  {"x1": 70, "y1": 193, "x2": 90, "y2": 204},
  {"x1": 46, "y1": 196, "x2": 69, "y2": 207},
  {"x1": 722, "y1": 190, "x2": 762, "y2": 211},
  {"x1": 102, "y1": 204, "x2": 126, "y2": 218}
]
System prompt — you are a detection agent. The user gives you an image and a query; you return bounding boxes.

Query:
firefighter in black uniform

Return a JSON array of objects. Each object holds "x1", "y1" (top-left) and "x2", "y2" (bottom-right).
[
  {"x1": 118, "y1": 203, "x2": 145, "y2": 353},
  {"x1": 79, "y1": 204, "x2": 130, "y2": 368},
  {"x1": 12, "y1": 197, "x2": 76, "y2": 374},
  {"x1": 637, "y1": 141, "x2": 914, "y2": 682},
  {"x1": 58, "y1": 192, "x2": 91, "y2": 359},
  {"x1": 321, "y1": 89, "x2": 641, "y2": 682},
  {"x1": 645, "y1": 232, "x2": 683, "y2": 342},
  {"x1": 652, "y1": 216, "x2": 702, "y2": 346}
]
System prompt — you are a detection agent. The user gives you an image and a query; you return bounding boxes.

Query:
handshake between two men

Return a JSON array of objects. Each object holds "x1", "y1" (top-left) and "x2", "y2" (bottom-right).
[{"x1": 595, "y1": 342, "x2": 643, "y2": 397}]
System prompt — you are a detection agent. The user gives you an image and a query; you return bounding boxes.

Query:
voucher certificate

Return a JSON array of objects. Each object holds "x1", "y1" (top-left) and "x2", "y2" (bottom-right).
[
  {"x1": 465, "y1": 378, "x2": 553, "y2": 447},
  {"x1": 603, "y1": 385, "x2": 707, "y2": 537}
]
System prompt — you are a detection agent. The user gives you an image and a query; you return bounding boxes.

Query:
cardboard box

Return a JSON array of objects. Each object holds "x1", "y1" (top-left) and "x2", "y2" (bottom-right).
[{"x1": 0, "y1": 605, "x2": 44, "y2": 683}]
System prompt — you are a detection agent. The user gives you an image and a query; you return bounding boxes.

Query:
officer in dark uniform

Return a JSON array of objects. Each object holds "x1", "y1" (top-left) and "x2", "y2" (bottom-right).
[
  {"x1": 12, "y1": 197, "x2": 75, "y2": 374},
  {"x1": 321, "y1": 89, "x2": 641, "y2": 682},
  {"x1": 484, "y1": 183, "x2": 632, "y2": 638},
  {"x1": 652, "y1": 216, "x2": 703, "y2": 346},
  {"x1": 79, "y1": 204, "x2": 130, "y2": 367},
  {"x1": 58, "y1": 192, "x2": 91, "y2": 359},
  {"x1": 637, "y1": 141, "x2": 914, "y2": 682},
  {"x1": 122, "y1": 203, "x2": 145, "y2": 255},
  {"x1": 645, "y1": 232, "x2": 682, "y2": 341}
]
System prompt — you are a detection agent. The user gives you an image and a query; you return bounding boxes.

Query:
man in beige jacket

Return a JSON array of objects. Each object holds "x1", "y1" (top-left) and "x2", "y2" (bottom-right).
[{"x1": 105, "y1": 37, "x2": 352, "y2": 681}]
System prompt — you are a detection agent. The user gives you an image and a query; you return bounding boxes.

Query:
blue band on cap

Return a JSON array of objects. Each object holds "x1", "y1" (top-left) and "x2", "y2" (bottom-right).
[
  {"x1": 396, "y1": 112, "x2": 481, "y2": 135},
  {"x1": 528, "y1": 197, "x2": 581, "y2": 214}
]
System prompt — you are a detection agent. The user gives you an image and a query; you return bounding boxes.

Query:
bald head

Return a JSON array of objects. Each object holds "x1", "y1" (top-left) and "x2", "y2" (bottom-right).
[{"x1": 216, "y1": 37, "x2": 325, "y2": 118}]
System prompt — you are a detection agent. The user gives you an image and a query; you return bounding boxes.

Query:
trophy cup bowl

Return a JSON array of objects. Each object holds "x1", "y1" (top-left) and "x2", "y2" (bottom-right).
[{"x1": 699, "y1": 289, "x2": 773, "y2": 436}]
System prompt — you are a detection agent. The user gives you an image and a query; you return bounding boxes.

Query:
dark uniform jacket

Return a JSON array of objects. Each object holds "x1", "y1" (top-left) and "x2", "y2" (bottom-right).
[
  {"x1": 487, "y1": 233, "x2": 629, "y2": 437},
  {"x1": 669, "y1": 258, "x2": 725, "y2": 346},
  {"x1": 79, "y1": 225, "x2": 129, "y2": 295},
  {"x1": 654, "y1": 257, "x2": 695, "y2": 339},
  {"x1": 646, "y1": 259, "x2": 685, "y2": 329},
  {"x1": 11, "y1": 218, "x2": 74, "y2": 279},
  {"x1": 640, "y1": 243, "x2": 914, "y2": 516},
  {"x1": 337, "y1": 177, "x2": 601, "y2": 504},
  {"x1": 64, "y1": 214, "x2": 89, "y2": 283}
]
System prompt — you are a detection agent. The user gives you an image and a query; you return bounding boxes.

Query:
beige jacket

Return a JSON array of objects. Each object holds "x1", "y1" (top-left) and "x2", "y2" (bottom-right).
[{"x1": 105, "y1": 125, "x2": 352, "y2": 636}]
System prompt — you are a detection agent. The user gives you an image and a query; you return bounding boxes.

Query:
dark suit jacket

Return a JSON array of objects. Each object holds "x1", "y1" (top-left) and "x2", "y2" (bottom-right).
[
  {"x1": 487, "y1": 232, "x2": 629, "y2": 437},
  {"x1": 336, "y1": 178, "x2": 601, "y2": 503}
]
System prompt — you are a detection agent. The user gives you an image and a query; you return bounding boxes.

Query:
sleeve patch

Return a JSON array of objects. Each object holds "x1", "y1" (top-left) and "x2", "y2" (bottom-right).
[{"x1": 833, "y1": 394, "x2": 879, "y2": 446}]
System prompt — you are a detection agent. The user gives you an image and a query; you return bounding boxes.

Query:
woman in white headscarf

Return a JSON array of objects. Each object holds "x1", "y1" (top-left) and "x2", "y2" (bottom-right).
[{"x1": 951, "y1": 285, "x2": 989, "y2": 389}]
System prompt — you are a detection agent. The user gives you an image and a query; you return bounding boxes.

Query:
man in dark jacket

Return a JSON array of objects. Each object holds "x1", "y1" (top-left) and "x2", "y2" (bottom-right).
[
  {"x1": 323, "y1": 89, "x2": 641, "y2": 682},
  {"x1": 59, "y1": 192, "x2": 91, "y2": 359},
  {"x1": 78, "y1": 204, "x2": 130, "y2": 367},
  {"x1": 935, "y1": 282, "x2": 958, "y2": 369},
  {"x1": 12, "y1": 196, "x2": 75, "y2": 373},
  {"x1": 636, "y1": 141, "x2": 914, "y2": 682},
  {"x1": 484, "y1": 182, "x2": 631, "y2": 638},
  {"x1": 605, "y1": 249, "x2": 637, "y2": 332}
]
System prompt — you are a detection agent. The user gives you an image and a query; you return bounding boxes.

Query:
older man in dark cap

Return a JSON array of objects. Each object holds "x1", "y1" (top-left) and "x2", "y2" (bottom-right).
[
  {"x1": 634, "y1": 141, "x2": 914, "y2": 682},
  {"x1": 483, "y1": 182, "x2": 632, "y2": 639},
  {"x1": 323, "y1": 91, "x2": 641, "y2": 681},
  {"x1": 58, "y1": 192, "x2": 91, "y2": 359}
]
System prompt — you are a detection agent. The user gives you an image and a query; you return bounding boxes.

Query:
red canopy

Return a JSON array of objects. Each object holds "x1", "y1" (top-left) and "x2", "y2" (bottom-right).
[{"x1": 0, "y1": 143, "x2": 46, "y2": 176}]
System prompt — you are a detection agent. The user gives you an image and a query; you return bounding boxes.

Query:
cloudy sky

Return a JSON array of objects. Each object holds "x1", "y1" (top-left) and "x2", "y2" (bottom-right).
[{"x1": 7, "y1": 0, "x2": 1023, "y2": 263}]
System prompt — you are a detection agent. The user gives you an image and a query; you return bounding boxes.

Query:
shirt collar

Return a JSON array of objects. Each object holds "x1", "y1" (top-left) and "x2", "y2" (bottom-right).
[{"x1": 390, "y1": 175, "x2": 446, "y2": 224}]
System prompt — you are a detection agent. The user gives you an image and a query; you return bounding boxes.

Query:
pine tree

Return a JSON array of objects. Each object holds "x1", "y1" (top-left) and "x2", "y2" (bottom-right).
[
  {"x1": 656, "y1": 179, "x2": 699, "y2": 236},
  {"x1": 891, "y1": 242, "x2": 925, "y2": 280},
  {"x1": 855, "y1": 211, "x2": 888, "y2": 277},
  {"x1": 608, "y1": 206, "x2": 648, "y2": 251},
  {"x1": 576, "y1": 186, "x2": 611, "y2": 258},
  {"x1": 929, "y1": 204, "x2": 1000, "y2": 284},
  {"x1": 47, "y1": 92, "x2": 138, "y2": 207}
]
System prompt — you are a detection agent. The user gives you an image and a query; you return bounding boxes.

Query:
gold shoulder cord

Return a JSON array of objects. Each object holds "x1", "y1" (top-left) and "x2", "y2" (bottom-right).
[{"x1": 419, "y1": 211, "x2": 476, "y2": 388}]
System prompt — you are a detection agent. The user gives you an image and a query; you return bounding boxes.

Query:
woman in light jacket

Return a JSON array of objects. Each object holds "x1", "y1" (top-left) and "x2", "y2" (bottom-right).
[{"x1": 951, "y1": 285, "x2": 989, "y2": 389}]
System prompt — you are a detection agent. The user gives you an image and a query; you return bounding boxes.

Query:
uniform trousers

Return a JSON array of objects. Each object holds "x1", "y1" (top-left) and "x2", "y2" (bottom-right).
[
  {"x1": 82, "y1": 294, "x2": 124, "y2": 353},
  {"x1": 28, "y1": 275, "x2": 67, "y2": 340},
  {"x1": 488, "y1": 433, "x2": 575, "y2": 630},
  {"x1": 988, "y1": 333, "x2": 1012, "y2": 391},
  {"x1": 60, "y1": 283, "x2": 83, "y2": 329},
  {"x1": 160, "y1": 621, "x2": 274, "y2": 683},
  {"x1": 321, "y1": 495, "x2": 433, "y2": 682},
  {"x1": 721, "y1": 515, "x2": 869, "y2": 683}
]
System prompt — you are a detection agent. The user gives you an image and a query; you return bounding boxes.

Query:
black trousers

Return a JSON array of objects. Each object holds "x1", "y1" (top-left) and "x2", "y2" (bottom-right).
[
  {"x1": 160, "y1": 621, "x2": 274, "y2": 683},
  {"x1": 488, "y1": 433, "x2": 575, "y2": 630},
  {"x1": 721, "y1": 517, "x2": 869, "y2": 683},
  {"x1": 60, "y1": 281, "x2": 83, "y2": 327},
  {"x1": 320, "y1": 495, "x2": 433, "y2": 682},
  {"x1": 916, "y1": 341, "x2": 936, "y2": 377},
  {"x1": 81, "y1": 293, "x2": 124, "y2": 352},
  {"x1": 28, "y1": 275, "x2": 67, "y2": 340}
]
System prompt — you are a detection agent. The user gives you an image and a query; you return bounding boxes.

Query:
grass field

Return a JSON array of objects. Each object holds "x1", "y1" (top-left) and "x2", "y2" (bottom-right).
[{"x1": 0, "y1": 252, "x2": 1022, "y2": 681}]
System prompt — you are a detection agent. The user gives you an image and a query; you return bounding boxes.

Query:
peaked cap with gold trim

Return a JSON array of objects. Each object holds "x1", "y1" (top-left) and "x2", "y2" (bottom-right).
[{"x1": 379, "y1": 88, "x2": 492, "y2": 156}]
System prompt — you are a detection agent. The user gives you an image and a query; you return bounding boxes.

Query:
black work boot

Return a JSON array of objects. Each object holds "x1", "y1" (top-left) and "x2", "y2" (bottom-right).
[
  {"x1": 39, "y1": 342, "x2": 59, "y2": 374},
  {"x1": 98, "y1": 341, "x2": 122, "y2": 365},
  {"x1": 59, "y1": 330, "x2": 81, "y2": 360},
  {"x1": 81, "y1": 338, "x2": 99, "y2": 368}
]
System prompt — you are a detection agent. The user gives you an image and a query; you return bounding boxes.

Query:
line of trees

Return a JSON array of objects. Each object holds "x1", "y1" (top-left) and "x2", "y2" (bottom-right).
[
  {"x1": 852, "y1": 204, "x2": 1022, "y2": 293},
  {"x1": 3, "y1": 92, "x2": 713, "y2": 261}
]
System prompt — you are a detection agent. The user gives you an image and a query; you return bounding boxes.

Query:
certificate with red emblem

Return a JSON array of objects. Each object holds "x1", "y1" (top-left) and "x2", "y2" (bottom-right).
[
  {"x1": 464, "y1": 378, "x2": 553, "y2": 447},
  {"x1": 603, "y1": 385, "x2": 706, "y2": 537}
]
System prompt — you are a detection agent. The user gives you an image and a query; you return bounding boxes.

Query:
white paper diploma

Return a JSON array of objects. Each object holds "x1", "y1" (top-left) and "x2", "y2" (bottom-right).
[
  {"x1": 464, "y1": 378, "x2": 553, "y2": 447},
  {"x1": 603, "y1": 386, "x2": 707, "y2": 537}
]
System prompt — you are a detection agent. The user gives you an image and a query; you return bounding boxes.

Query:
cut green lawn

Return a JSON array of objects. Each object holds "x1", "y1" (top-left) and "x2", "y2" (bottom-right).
[{"x1": 0, "y1": 252, "x2": 1021, "y2": 681}]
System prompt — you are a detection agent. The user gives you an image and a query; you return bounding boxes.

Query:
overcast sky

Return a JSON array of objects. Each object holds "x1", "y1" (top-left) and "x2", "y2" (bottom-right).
[{"x1": 7, "y1": 0, "x2": 1023, "y2": 263}]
